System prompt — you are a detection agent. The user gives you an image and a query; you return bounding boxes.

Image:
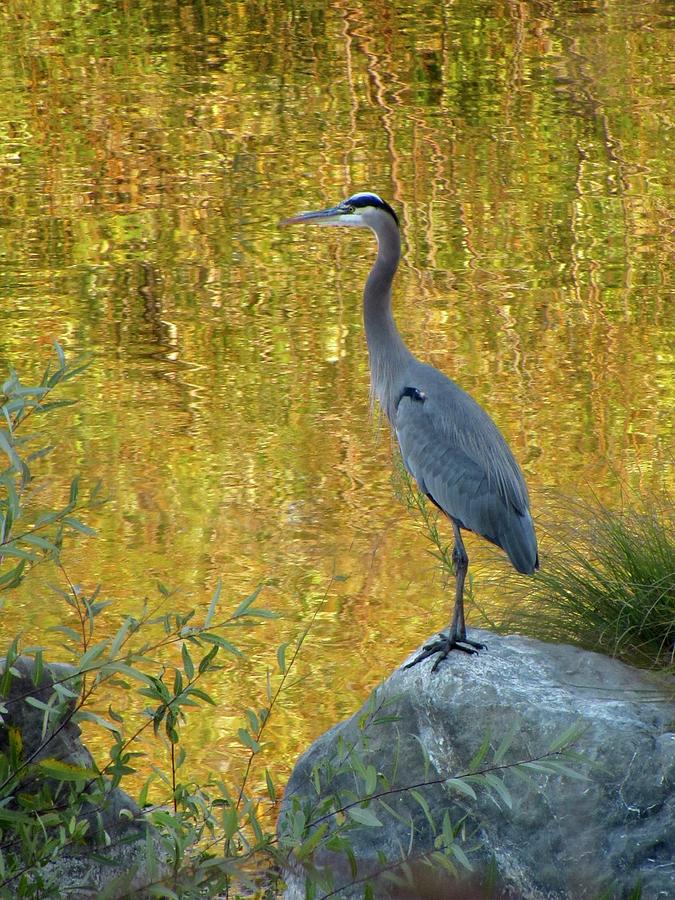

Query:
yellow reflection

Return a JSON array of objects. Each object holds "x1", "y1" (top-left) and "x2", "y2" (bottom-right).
[{"x1": 0, "y1": 0, "x2": 672, "y2": 801}]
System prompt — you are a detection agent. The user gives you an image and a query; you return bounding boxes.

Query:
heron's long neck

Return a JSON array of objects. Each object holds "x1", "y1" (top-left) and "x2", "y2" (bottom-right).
[{"x1": 364, "y1": 217, "x2": 412, "y2": 421}]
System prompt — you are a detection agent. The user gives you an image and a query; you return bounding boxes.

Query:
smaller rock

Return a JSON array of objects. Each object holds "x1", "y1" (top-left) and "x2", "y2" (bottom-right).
[{"x1": 0, "y1": 655, "x2": 165, "y2": 898}]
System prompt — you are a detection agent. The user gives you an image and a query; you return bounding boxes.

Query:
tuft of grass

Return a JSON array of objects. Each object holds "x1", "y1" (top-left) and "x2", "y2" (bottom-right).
[{"x1": 500, "y1": 495, "x2": 674, "y2": 670}]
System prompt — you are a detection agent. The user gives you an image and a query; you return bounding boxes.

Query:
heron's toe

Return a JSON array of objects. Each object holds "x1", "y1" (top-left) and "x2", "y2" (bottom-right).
[
  {"x1": 460, "y1": 637, "x2": 487, "y2": 651},
  {"x1": 404, "y1": 632, "x2": 483, "y2": 672}
]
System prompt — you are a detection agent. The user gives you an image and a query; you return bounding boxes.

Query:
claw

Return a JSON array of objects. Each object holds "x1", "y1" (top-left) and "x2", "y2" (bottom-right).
[
  {"x1": 459, "y1": 637, "x2": 487, "y2": 652},
  {"x1": 404, "y1": 632, "x2": 486, "y2": 672}
]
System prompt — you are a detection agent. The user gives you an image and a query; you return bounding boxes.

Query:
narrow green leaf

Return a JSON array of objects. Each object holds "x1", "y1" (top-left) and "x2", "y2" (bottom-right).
[
  {"x1": 410, "y1": 789, "x2": 436, "y2": 834},
  {"x1": 37, "y1": 758, "x2": 99, "y2": 782},
  {"x1": 246, "y1": 708, "x2": 260, "y2": 735},
  {"x1": 48, "y1": 625, "x2": 81, "y2": 642},
  {"x1": 108, "y1": 705, "x2": 124, "y2": 724},
  {"x1": 450, "y1": 842, "x2": 473, "y2": 871},
  {"x1": 493, "y1": 720, "x2": 519, "y2": 765},
  {"x1": 200, "y1": 633, "x2": 242, "y2": 656},
  {"x1": 290, "y1": 808, "x2": 306, "y2": 841},
  {"x1": 2, "y1": 398, "x2": 26, "y2": 416},
  {"x1": 539, "y1": 759, "x2": 589, "y2": 781},
  {"x1": 364, "y1": 764, "x2": 377, "y2": 795},
  {"x1": 238, "y1": 728, "x2": 261, "y2": 752},
  {"x1": 2, "y1": 369, "x2": 18, "y2": 395},
  {"x1": 521, "y1": 761, "x2": 560, "y2": 774},
  {"x1": 277, "y1": 642, "x2": 289, "y2": 674},
  {"x1": 205, "y1": 579, "x2": 221, "y2": 627},
  {"x1": 181, "y1": 643, "x2": 194, "y2": 680},
  {"x1": 249, "y1": 808, "x2": 265, "y2": 844},
  {"x1": 547, "y1": 721, "x2": 586, "y2": 753},
  {"x1": 236, "y1": 606, "x2": 279, "y2": 620},
  {"x1": 295, "y1": 822, "x2": 328, "y2": 860},
  {"x1": 0, "y1": 430, "x2": 21, "y2": 471},
  {"x1": 79, "y1": 642, "x2": 107, "y2": 670},
  {"x1": 468, "y1": 730, "x2": 491, "y2": 771},
  {"x1": 222, "y1": 804, "x2": 239, "y2": 839},
  {"x1": 48, "y1": 582, "x2": 75, "y2": 601},
  {"x1": 138, "y1": 776, "x2": 154, "y2": 810},
  {"x1": 24, "y1": 695, "x2": 56, "y2": 714},
  {"x1": 63, "y1": 516, "x2": 96, "y2": 536},
  {"x1": 148, "y1": 886, "x2": 179, "y2": 899},
  {"x1": 36, "y1": 400, "x2": 76, "y2": 413},
  {"x1": 109, "y1": 620, "x2": 131, "y2": 659},
  {"x1": 33, "y1": 509, "x2": 62, "y2": 528},
  {"x1": 25, "y1": 443, "x2": 54, "y2": 464},
  {"x1": 0, "y1": 806, "x2": 33, "y2": 824},
  {"x1": 0, "y1": 559, "x2": 26, "y2": 589},
  {"x1": 73, "y1": 710, "x2": 120, "y2": 733},
  {"x1": 186, "y1": 687, "x2": 216, "y2": 705},
  {"x1": 442, "y1": 810, "x2": 455, "y2": 847},
  {"x1": 431, "y1": 850, "x2": 458, "y2": 875},
  {"x1": 484, "y1": 773, "x2": 513, "y2": 809},
  {"x1": 32, "y1": 650, "x2": 44, "y2": 687},
  {"x1": 347, "y1": 806, "x2": 383, "y2": 827},
  {"x1": 446, "y1": 777, "x2": 477, "y2": 800},
  {"x1": 231, "y1": 586, "x2": 263, "y2": 619},
  {"x1": 100, "y1": 662, "x2": 155, "y2": 687},
  {"x1": 54, "y1": 341, "x2": 66, "y2": 368},
  {"x1": 265, "y1": 768, "x2": 276, "y2": 802},
  {"x1": 350, "y1": 751, "x2": 367, "y2": 781},
  {"x1": 198, "y1": 644, "x2": 219, "y2": 674},
  {"x1": 13, "y1": 385, "x2": 49, "y2": 399},
  {"x1": 60, "y1": 362, "x2": 91, "y2": 383},
  {"x1": 0, "y1": 544, "x2": 37, "y2": 561},
  {"x1": 21, "y1": 534, "x2": 58, "y2": 553}
]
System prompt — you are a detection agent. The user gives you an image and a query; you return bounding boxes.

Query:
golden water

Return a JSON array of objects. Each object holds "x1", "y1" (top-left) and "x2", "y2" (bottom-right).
[{"x1": 0, "y1": 0, "x2": 672, "y2": 794}]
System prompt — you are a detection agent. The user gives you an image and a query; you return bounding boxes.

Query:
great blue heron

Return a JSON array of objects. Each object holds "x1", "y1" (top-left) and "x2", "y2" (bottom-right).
[{"x1": 282, "y1": 192, "x2": 538, "y2": 671}]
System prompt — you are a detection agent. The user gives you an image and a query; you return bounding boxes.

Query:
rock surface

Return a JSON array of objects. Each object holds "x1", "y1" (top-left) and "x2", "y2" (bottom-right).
[
  {"x1": 279, "y1": 630, "x2": 675, "y2": 899},
  {"x1": 0, "y1": 656, "x2": 164, "y2": 898}
]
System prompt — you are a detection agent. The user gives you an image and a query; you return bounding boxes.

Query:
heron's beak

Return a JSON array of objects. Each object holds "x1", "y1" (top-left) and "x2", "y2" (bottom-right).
[{"x1": 280, "y1": 205, "x2": 362, "y2": 227}]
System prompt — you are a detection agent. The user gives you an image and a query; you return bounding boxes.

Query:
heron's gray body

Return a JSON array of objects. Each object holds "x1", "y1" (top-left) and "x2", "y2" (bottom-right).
[
  {"x1": 362, "y1": 204, "x2": 538, "y2": 576},
  {"x1": 283, "y1": 191, "x2": 538, "y2": 666},
  {"x1": 393, "y1": 362, "x2": 537, "y2": 574}
]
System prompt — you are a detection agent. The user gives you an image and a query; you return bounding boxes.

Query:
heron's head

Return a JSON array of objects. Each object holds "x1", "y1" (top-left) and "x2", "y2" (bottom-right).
[{"x1": 281, "y1": 192, "x2": 399, "y2": 230}]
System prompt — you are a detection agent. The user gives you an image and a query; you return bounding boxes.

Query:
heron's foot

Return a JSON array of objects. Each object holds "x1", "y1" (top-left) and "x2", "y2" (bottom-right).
[{"x1": 404, "y1": 632, "x2": 486, "y2": 673}]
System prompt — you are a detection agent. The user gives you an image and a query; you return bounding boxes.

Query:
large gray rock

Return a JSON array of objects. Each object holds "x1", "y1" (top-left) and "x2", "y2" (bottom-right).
[
  {"x1": 279, "y1": 631, "x2": 674, "y2": 899},
  {"x1": 0, "y1": 656, "x2": 165, "y2": 898}
]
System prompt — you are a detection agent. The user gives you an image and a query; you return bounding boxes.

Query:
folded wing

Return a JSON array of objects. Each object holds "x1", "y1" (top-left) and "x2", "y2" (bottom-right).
[{"x1": 394, "y1": 365, "x2": 538, "y2": 575}]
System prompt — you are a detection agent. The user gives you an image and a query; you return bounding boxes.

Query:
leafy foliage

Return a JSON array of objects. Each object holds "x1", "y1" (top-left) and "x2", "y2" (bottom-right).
[
  {"x1": 497, "y1": 496, "x2": 674, "y2": 670},
  {"x1": 1, "y1": 345, "x2": 103, "y2": 595},
  {"x1": 277, "y1": 688, "x2": 587, "y2": 897},
  {"x1": 0, "y1": 347, "x2": 588, "y2": 897},
  {"x1": 0, "y1": 347, "x2": 284, "y2": 896}
]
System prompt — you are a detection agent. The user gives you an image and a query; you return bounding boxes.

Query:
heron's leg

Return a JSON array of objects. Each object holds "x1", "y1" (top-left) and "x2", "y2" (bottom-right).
[
  {"x1": 404, "y1": 523, "x2": 485, "y2": 672},
  {"x1": 449, "y1": 522, "x2": 485, "y2": 651},
  {"x1": 449, "y1": 520, "x2": 468, "y2": 638}
]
